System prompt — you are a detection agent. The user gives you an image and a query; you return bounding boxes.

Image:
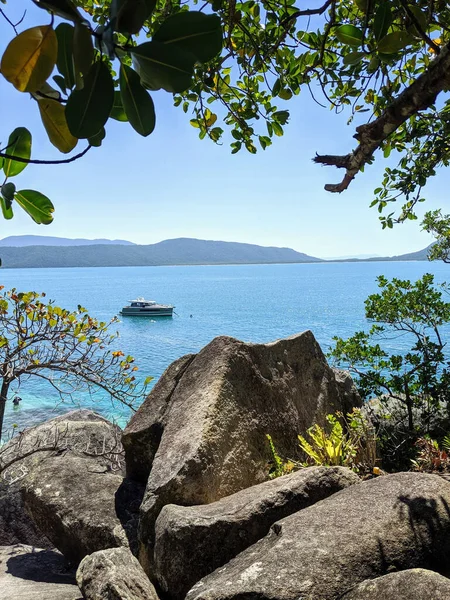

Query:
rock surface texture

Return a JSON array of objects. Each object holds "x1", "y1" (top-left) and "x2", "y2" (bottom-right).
[
  {"x1": 187, "y1": 472, "x2": 450, "y2": 600},
  {"x1": 0, "y1": 409, "x2": 137, "y2": 565},
  {"x1": 0, "y1": 482, "x2": 51, "y2": 547},
  {"x1": 341, "y1": 569, "x2": 450, "y2": 599},
  {"x1": 154, "y1": 466, "x2": 360, "y2": 599},
  {"x1": 22, "y1": 455, "x2": 127, "y2": 565},
  {"x1": 125, "y1": 332, "x2": 361, "y2": 569},
  {"x1": 77, "y1": 547, "x2": 159, "y2": 600},
  {"x1": 0, "y1": 544, "x2": 81, "y2": 600},
  {"x1": 122, "y1": 354, "x2": 195, "y2": 483}
]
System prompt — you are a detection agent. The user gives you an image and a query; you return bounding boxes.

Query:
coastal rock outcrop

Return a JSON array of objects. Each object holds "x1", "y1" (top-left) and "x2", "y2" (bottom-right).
[
  {"x1": 126, "y1": 332, "x2": 361, "y2": 570},
  {"x1": 341, "y1": 569, "x2": 450, "y2": 599},
  {"x1": 22, "y1": 455, "x2": 128, "y2": 564},
  {"x1": 0, "y1": 544, "x2": 81, "y2": 600},
  {"x1": 0, "y1": 409, "x2": 124, "y2": 552},
  {"x1": 122, "y1": 354, "x2": 195, "y2": 483},
  {"x1": 0, "y1": 409, "x2": 142, "y2": 565},
  {"x1": 186, "y1": 472, "x2": 450, "y2": 600},
  {"x1": 76, "y1": 547, "x2": 159, "y2": 600},
  {"x1": 0, "y1": 482, "x2": 51, "y2": 547},
  {"x1": 154, "y1": 466, "x2": 360, "y2": 599}
]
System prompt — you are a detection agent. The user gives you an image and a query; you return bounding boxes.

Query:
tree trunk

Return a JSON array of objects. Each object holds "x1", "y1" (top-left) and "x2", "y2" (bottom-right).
[
  {"x1": 0, "y1": 381, "x2": 10, "y2": 442},
  {"x1": 404, "y1": 381, "x2": 414, "y2": 433}
]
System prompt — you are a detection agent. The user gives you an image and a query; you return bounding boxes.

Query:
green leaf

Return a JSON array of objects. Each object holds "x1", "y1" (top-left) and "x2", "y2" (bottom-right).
[
  {"x1": 131, "y1": 41, "x2": 196, "y2": 93},
  {"x1": 1, "y1": 182, "x2": 15, "y2": 201},
  {"x1": 110, "y1": 91, "x2": 128, "y2": 121},
  {"x1": 120, "y1": 64, "x2": 156, "y2": 136},
  {"x1": 278, "y1": 88, "x2": 292, "y2": 100},
  {"x1": 38, "y1": 97, "x2": 78, "y2": 153},
  {"x1": 153, "y1": 11, "x2": 222, "y2": 63},
  {"x1": 373, "y1": 3, "x2": 392, "y2": 42},
  {"x1": 0, "y1": 25, "x2": 58, "y2": 92},
  {"x1": 273, "y1": 110, "x2": 289, "y2": 125},
  {"x1": 114, "y1": 0, "x2": 156, "y2": 34},
  {"x1": 14, "y1": 189, "x2": 54, "y2": 224},
  {"x1": 73, "y1": 22, "x2": 94, "y2": 85},
  {"x1": 343, "y1": 51, "x2": 366, "y2": 66},
  {"x1": 65, "y1": 60, "x2": 114, "y2": 138},
  {"x1": 335, "y1": 25, "x2": 363, "y2": 47},
  {"x1": 377, "y1": 31, "x2": 414, "y2": 54},
  {"x1": 55, "y1": 22, "x2": 75, "y2": 89},
  {"x1": 32, "y1": 0, "x2": 86, "y2": 23},
  {"x1": 88, "y1": 127, "x2": 105, "y2": 147},
  {"x1": 0, "y1": 197, "x2": 13, "y2": 220},
  {"x1": 408, "y1": 6, "x2": 428, "y2": 38},
  {"x1": 3, "y1": 128, "x2": 32, "y2": 178},
  {"x1": 1, "y1": 182, "x2": 15, "y2": 219}
]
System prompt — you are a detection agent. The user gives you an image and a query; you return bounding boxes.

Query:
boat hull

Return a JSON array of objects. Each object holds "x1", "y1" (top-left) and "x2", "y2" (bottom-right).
[{"x1": 120, "y1": 307, "x2": 173, "y2": 317}]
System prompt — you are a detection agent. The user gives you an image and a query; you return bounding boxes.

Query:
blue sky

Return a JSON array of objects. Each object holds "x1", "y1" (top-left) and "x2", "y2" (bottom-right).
[{"x1": 0, "y1": 2, "x2": 447, "y2": 258}]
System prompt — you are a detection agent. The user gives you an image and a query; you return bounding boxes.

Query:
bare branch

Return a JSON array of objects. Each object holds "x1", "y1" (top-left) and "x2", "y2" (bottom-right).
[
  {"x1": 0, "y1": 145, "x2": 92, "y2": 165},
  {"x1": 314, "y1": 42, "x2": 450, "y2": 192}
]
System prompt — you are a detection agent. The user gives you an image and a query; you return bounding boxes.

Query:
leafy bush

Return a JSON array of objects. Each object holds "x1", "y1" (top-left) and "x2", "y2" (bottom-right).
[
  {"x1": 266, "y1": 409, "x2": 376, "y2": 478},
  {"x1": 331, "y1": 274, "x2": 450, "y2": 470}
]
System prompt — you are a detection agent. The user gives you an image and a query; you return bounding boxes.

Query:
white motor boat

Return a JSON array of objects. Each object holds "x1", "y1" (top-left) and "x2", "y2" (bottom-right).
[{"x1": 120, "y1": 297, "x2": 174, "y2": 317}]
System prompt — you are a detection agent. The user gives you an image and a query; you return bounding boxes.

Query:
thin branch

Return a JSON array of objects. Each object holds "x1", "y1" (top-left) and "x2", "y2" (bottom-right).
[
  {"x1": 399, "y1": 0, "x2": 440, "y2": 54},
  {"x1": 0, "y1": 145, "x2": 92, "y2": 165},
  {"x1": 280, "y1": 0, "x2": 334, "y2": 28},
  {"x1": 0, "y1": 8, "x2": 26, "y2": 35}
]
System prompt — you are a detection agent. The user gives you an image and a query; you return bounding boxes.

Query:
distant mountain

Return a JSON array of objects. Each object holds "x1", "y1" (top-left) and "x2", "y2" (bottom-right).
[
  {"x1": 324, "y1": 253, "x2": 381, "y2": 260},
  {"x1": 379, "y1": 245, "x2": 431, "y2": 261},
  {"x1": 0, "y1": 237, "x2": 323, "y2": 269},
  {"x1": 329, "y1": 244, "x2": 432, "y2": 263},
  {"x1": 0, "y1": 235, "x2": 136, "y2": 247}
]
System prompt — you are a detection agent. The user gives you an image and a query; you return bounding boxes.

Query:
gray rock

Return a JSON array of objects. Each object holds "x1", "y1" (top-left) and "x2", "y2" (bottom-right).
[
  {"x1": 134, "y1": 332, "x2": 360, "y2": 571},
  {"x1": 187, "y1": 472, "x2": 450, "y2": 600},
  {"x1": 341, "y1": 569, "x2": 450, "y2": 599},
  {"x1": 0, "y1": 410, "x2": 124, "y2": 552},
  {"x1": 0, "y1": 409, "x2": 125, "y2": 480},
  {"x1": 122, "y1": 354, "x2": 195, "y2": 483},
  {"x1": 22, "y1": 455, "x2": 128, "y2": 565},
  {"x1": 77, "y1": 546, "x2": 159, "y2": 600},
  {"x1": 0, "y1": 544, "x2": 81, "y2": 600},
  {"x1": 77, "y1": 547, "x2": 159, "y2": 600},
  {"x1": 0, "y1": 483, "x2": 51, "y2": 547},
  {"x1": 154, "y1": 466, "x2": 360, "y2": 599}
]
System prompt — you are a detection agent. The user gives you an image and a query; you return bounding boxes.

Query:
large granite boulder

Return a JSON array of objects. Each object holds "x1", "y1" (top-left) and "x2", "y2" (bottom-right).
[
  {"x1": 0, "y1": 544, "x2": 81, "y2": 600},
  {"x1": 0, "y1": 409, "x2": 124, "y2": 552},
  {"x1": 341, "y1": 569, "x2": 450, "y2": 599},
  {"x1": 77, "y1": 547, "x2": 159, "y2": 600},
  {"x1": 154, "y1": 466, "x2": 360, "y2": 599},
  {"x1": 0, "y1": 482, "x2": 51, "y2": 547},
  {"x1": 122, "y1": 354, "x2": 195, "y2": 483},
  {"x1": 128, "y1": 332, "x2": 360, "y2": 570},
  {"x1": 22, "y1": 455, "x2": 128, "y2": 564},
  {"x1": 0, "y1": 409, "x2": 142, "y2": 565},
  {"x1": 0, "y1": 409, "x2": 125, "y2": 479},
  {"x1": 187, "y1": 472, "x2": 450, "y2": 600}
]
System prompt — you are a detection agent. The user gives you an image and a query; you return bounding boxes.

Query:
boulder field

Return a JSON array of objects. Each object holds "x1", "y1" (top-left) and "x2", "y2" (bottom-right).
[{"x1": 0, "y1": 331, "x2": 448, "y2": 599}]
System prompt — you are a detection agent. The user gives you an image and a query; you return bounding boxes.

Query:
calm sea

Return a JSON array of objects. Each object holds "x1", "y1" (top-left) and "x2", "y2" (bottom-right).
[{"x1": 2, "y1": 260, "x2": 449, "y2": 435}]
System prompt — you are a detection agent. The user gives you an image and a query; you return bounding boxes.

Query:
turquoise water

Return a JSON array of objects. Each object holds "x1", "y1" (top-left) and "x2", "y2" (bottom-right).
[{"x1": 2, "y1": 260, "x2": 449, "y2": 434}]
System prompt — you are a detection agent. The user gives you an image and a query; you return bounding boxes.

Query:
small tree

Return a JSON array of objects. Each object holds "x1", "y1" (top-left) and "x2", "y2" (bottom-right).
[
  {"x1": 0, "y1": 286, "x2": 151, "y2": 440},
  {"x1": 331, "y1": 274, "x2": 450, "y2": 437}
]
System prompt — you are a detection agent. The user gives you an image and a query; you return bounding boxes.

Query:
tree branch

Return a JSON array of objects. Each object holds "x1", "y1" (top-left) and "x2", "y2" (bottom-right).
[
  {"x1": 314, "y1": 42, "x2": 450, "y2": 192},
  {"x1": 0, "y1": 145, "x2": 92, "y2": 165}
]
